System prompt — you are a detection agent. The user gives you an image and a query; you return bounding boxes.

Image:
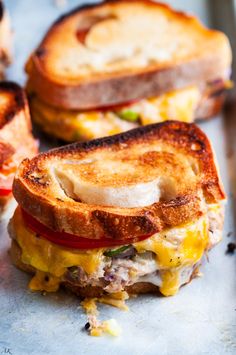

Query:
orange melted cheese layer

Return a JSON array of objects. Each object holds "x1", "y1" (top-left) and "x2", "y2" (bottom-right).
[
  {"x1": 12, "y1": 208, "x2": 105, "y2": 292},
  {"x1": 135, "y1": 217, "x2": 208, "y2": 295},
  {"x1": 30, "y1": 86, "x2": 200, "y2": 141},
  {"x1": 12, "y1": 207, "x2": 209, "y2": 296}
]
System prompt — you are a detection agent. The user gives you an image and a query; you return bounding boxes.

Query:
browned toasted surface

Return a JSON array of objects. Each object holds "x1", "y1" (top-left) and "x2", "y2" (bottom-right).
[
  {"x1": 0, "y1": 82, "x2": 38, "y2": 163},
  {"x1": 0, "y1": 141, "x2": 15, "y2": 165},
  {"x1": 25, "y1": 0, "x2": 232, "y2": 109},
  {"x1": 0, "y1": 82, "x2": 38, "y2": 202},
  {"x1": 13, "y1": 121, "x2": 225, "y2": 240},
  {"x1": 0, "y1": 82, "x2": 28, "y2": 129}
]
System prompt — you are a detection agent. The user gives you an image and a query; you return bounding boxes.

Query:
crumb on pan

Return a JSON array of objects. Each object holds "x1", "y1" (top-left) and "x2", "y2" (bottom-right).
[{"x1": 81, "y1": 292, "x2": 128, "y2": 336}]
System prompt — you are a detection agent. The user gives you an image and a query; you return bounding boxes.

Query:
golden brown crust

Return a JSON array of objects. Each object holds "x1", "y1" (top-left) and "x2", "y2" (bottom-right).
[
  {"x1": 13, "y1": 121, "x2": 225, "y2": 240},
  {"x1": 0, "y1": 82, "x2": 38, "y2": 160},
  {"x1": 25, "y1": 0, "x2": 232, "y2": 110},
  {"x1": 0, "y1": 82, "x2": 29, "y2": 128},
  {"x1": 0, "y1": 82, "x2": 38, "y2": 212}
]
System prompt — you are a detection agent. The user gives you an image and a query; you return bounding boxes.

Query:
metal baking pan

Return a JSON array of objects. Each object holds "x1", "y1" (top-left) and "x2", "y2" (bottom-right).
[{"x1": 0, "y1": 1, "x2": 235, "y2": 354}]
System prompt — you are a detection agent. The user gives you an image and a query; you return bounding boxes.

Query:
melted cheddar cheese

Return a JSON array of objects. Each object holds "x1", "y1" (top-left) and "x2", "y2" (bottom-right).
[
  {"x1": 133, "y1": 86, "x2": 200, "y2": 125},
  {"x1": 13, "y1": 208, "x2": 105, "y2": 291},
  {"x1": 12, "y1": 207, "x2": 209, "y2": 296},
  {"x1": 135, "y1": 219, "x2": 208, "y2": 269},
  {"x1": 30, "y1": 86, "x2": 200, "y2": 142},
  {"x1": 134, "y1": 218, "x2": 208, "y2": 295}
]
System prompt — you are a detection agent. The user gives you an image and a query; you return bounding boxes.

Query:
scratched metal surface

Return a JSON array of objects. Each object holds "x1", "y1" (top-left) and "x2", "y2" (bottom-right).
[{"x1": 0, "y1": 1, "x2": 236, "y2": 354}]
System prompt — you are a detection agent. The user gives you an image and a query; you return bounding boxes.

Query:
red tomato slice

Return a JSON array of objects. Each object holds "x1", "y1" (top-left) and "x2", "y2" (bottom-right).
[
  {"x1": 21, "y1": 209, "x2": 151, "y2": 249},
  {"x1": 82, "y1": 98, "x2": 140, "y2": 113},
  {"x1": 0, "y1": 188, "x2": 12, "y2": 196},
  {"x1": 0, "y1": 174, "x2": 13, "y2": 196}
]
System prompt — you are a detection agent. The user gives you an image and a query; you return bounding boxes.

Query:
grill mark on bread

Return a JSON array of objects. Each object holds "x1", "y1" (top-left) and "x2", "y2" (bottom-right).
[{"x1": 92, "y1": 210, "x2": 157, "y2": 239}]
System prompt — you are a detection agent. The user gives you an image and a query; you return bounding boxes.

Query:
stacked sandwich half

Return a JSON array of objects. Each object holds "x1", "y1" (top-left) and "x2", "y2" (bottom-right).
[
  {"x1": 25, "y1": 0, "x2": 232, "y2": 142},
  {"x1": 9, "y1": 121, "x2": 225, "y2": 298}
]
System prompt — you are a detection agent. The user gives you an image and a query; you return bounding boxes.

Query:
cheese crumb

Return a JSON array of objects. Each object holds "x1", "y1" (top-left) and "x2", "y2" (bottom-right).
[{"x1": 81, "y1": 293, "x2": 128, "y2": 336}]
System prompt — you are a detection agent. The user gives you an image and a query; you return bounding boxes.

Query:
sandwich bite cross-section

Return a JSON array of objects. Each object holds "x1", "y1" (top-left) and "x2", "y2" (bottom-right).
[
  {"x1": 25, "y1": 0, "x2": 232, "y2": 141},
  {"x1": 9, "y1": 121, "x2": 225, "y2": 299}
]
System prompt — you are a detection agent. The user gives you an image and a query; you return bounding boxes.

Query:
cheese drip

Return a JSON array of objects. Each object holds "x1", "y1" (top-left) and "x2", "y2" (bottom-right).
[
  {"x1": 135, "y1": 218, "x2": 208, "y2": 295},
  {"x1": 12, "y1": 207, "x2": 209, "y2": 296}
]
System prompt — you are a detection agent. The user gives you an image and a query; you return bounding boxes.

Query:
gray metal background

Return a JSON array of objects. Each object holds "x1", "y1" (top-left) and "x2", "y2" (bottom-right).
[{"x1": 0, "y1": 1, "x2": 235, "y2": 354}]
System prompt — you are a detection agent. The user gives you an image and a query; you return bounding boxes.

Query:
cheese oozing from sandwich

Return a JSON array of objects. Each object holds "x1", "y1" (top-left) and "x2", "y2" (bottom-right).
[
  {"x1": 29, "y1": 86, "x2": 200, "y2": 142},
  {"x1": 11, "y1": 207, "x2": 213, "y2": 296}
]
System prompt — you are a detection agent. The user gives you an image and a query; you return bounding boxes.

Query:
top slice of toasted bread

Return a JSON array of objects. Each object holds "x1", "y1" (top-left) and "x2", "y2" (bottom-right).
[
  {"x1": 0, "y1": 82, "x2": 38, "y2": 171},
  {"x1": 26, "y1": 0, "x2": 232, "y2": 109},
  {"x1": 13, "y1": 121, "x2": 225, "y2": 240}
]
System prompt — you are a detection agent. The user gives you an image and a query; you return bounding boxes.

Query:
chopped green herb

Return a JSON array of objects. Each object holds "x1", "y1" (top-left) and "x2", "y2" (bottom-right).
[
  {"x1": 104, "y1": 245, "x2": 130, "y2": 257},
  {"x1": 69, "y1": 266, "x2": 78, "y2": 279},
  {"x1": 118, "y1": 110, "x2": 139, "y2": 122}
]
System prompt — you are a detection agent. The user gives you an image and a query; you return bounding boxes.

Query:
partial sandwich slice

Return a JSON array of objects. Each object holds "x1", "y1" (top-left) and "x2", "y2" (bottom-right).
[
  {"x1": 9, "y1": 121, "x2": 225, "y2": 301},
  {"x1": 0, "y1": 82, "x2": 38, "y2": 212},
  {"x1": 26, "y1": 0, "x2": 232, "y2": 141},
  {"x1": 0, "y1": 0, "x2": 12, "y2": 78}
]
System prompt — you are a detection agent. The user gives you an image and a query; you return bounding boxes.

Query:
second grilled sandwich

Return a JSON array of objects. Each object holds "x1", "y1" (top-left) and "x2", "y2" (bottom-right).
[{"x1": 26, "y1": 0, "x2": 232, "y2": 141}]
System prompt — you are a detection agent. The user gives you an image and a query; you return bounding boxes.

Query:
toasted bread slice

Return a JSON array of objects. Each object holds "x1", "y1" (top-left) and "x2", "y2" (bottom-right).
[
  {"x1": 25, "y1": 0, "x2": 232, "y2": 110},
  {"x1": 0, "y1": 1, "x2": 12, "y2": 77},
  {"x1": 13, "y1": 121, "x2": 225, "y2": 240},
  {"x1": 0, "y1": 82, "x2": 38, "y2": 211}
]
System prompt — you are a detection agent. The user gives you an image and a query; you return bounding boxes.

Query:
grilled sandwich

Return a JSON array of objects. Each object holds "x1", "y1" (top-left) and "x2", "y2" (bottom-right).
[
  {"x1": 0, "y1": 82, "x2": 38, "y2": 211},
  {"x1": 9, "y1": 121, "x2": 225, "y2": 299},
  {"x1": 26, "y1": 0, "x2": 232, "y2": 141}
]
